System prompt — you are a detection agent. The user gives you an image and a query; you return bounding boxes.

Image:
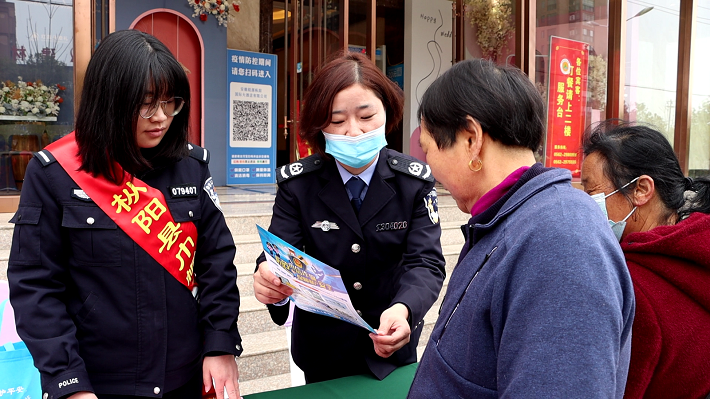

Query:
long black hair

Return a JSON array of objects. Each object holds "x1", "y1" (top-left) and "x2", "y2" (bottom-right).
[
  {"x1": 417, "y1": 58, "x2": 545, "y2": 152},
  {"x1": 582, "y1": 120, "x2": 710, "y2": 221},
  {"x1": 75, "y1": 29, "x2": 190, "y2": 184}
]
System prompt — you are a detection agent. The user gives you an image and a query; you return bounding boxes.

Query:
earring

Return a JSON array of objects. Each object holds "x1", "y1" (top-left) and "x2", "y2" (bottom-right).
[{"x1": 468, "y1": 158, "x2": 482, "y2": 172}]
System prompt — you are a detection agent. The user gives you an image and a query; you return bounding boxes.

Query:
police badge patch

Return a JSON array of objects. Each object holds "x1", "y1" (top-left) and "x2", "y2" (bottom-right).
[
  {"x1": 71, "y1": 188, "x2": 92, "y2": 202},
  {"x1": 424, "y1": 187, "x2": 439, "y2": 224},
  {"x1": 203, "y1": 177, "x2": 223, "y2": 213}
]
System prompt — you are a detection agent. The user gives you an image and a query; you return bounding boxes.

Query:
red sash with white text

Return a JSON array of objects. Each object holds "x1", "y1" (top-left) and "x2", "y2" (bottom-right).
[{"x1": 46, "y1": 132, "x2": 197, "y2": 290}]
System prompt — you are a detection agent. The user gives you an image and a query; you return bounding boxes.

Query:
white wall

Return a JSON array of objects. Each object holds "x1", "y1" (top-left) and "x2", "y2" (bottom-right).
[{"x1": 403, "y1": 0, "x2": 453, "y2": 159}]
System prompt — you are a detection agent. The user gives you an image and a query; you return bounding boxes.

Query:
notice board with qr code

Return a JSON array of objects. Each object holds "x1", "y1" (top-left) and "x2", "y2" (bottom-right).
[{"x1": 226, "y1": 49, "x2": 277, "y2": 185}]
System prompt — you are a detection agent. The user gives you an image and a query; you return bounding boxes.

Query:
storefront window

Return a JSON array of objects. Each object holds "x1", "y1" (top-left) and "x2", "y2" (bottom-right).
[
  {"x1": 624, "y1": 1, "x2": 679, "y2": 145},
  {"x1": 0, "y1": 0, "x2": 74, "y2": 192},
  {"x1": 689, "y1": 3, "x2": 710, "y2": 177},
  {"x1": 535, "y1": 0, "x2": 609, "y2": 178}
]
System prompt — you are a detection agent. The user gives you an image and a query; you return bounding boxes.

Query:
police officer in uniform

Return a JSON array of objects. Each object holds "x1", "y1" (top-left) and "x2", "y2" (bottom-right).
[
  {"x1": 8, "y1": 31, "x2": 242, "y2": 399},
  {"x1": 253, "y1": 52, "x2": 446, "y2": 383}
]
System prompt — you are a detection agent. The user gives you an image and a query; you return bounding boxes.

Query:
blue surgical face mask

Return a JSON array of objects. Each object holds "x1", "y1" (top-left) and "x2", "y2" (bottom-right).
[
  {"x1": 322, "y1": 121, "x2": 387, "y2": 169},
  {"x1": 591, "y1": 176, "x2": 640, "y2": 242}
]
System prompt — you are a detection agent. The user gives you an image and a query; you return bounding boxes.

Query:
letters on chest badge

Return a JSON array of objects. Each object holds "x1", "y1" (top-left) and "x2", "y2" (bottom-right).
[
  {"x1": 311, "y1": 220, "x2": 340, "y2": 231},
  {"x1": 376, "y1": 221, "x2": 408, "y2": 232},
  {"x1": 169, "y1": 183, "x2": 199, "y2": 199}
]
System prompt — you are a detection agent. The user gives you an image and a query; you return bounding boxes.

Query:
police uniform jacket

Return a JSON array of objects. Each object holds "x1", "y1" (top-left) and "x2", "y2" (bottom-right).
[
  {"x1": 8, "y1": 145, "x2": 242, "y2": 399},
  {"x1": 258, "y1": 148, "x2": 446, "y2": 380}
]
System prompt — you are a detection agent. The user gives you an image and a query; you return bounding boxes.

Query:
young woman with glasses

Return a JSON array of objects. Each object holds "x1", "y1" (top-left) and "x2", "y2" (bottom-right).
[{"x1": 8, "y1": 30, "x2": 242, "y2": 399}]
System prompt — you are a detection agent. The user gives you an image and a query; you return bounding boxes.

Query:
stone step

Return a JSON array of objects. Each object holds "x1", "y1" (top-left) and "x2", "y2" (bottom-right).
[
  {"x1": 0, "y1": 243, "x2": 463, "y2": 293},
  {"x1": 0, "y1": 185, "x2": 469, "y2": 398},
  {"x1": 0, "y1": 196, "x2": 466, "y2": 252},
  {"x1": 0, "y1": 216, "x2": 465, "y2": 277},
  {"x1": 236, "y1": 249, "x2": 460, "y2": 297},
  {"x1": 238, "y1": 342, "x2": 430, "y2": 397},
  {"x1": 232, "y1": 219, "x2": 465, "y2": 265},
  {"x1": 239, "y1": 372, "x2": 292, "y2": 397},
  {"x1": 231, "y1": 244, "x2": 462, "y2": 387},
  {"x1": 235, "y1": 247, "x2": 459, "y2": 334},
  {"x1": 236, "y1": 284, "x2": 446, "y2": 384}
]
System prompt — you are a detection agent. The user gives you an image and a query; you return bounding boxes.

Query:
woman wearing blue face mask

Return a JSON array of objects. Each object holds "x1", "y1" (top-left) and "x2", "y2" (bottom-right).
[
  {"x1": 590, "y1": 176, "x2": 640, "y2": 241},
  {"x1": 252, "y1": 51, "x2": 446, "y2": 383},
  {"x1": 581, "y1": 121, "x2": 710, "y2": 398}
]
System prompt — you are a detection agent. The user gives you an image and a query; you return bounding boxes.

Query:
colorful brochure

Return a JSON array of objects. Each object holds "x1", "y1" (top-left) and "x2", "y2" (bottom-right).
[{"x1": 256, "y1": 225, "x2": 376, "y2": 333}]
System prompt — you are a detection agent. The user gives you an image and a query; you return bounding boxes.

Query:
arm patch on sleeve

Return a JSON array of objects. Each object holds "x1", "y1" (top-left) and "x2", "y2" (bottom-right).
[{"x1": 424, "y1": 187, "x2": 439, "y2": 224}]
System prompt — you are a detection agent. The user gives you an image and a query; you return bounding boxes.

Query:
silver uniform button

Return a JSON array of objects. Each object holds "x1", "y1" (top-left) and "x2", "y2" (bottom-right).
[
  {"x1": 356, "y1": 310, "x2": 363, "y2": 317},
  {"x1": 353, "y1": 282, "x2": 362, "y2": 290},
  {"x1": 86, "y1": 217, "x2": 95, "y2": 225},
  {"x1": 236, "y1": 344, "x2": 241, "y2": 351},
  {"x1": 43, "y1": 394, "x2": 48, "y2": 399},
  {"x1": 188, "y1": 210, "x2": 194, "y2": 218},
  {"x1": 154, "y1": 387, "x2": 160, "y2": 395},
  {"x1": 351, "y1": 243, "x2": 361, "y2": 253}
]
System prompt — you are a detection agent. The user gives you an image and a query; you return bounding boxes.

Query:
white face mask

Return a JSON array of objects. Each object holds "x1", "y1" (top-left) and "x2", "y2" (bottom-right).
[
  {"x1": 591, "y1": 177, "x2": 640, "y2": 242},
  {"x1": 322, "y1": 121, "x2": 387, "y2": 169}
]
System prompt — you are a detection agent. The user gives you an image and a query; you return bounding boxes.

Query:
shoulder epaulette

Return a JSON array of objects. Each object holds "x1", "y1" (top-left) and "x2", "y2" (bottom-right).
[
  {"x1": 387, "y1": 154, "x2": 434, "y2": 182},
  {"x1": 276, "y1": 155, "x2": 323, "y2": 183},
  {"x1": 188, "y1": 143, "x2": 209, "y2": 164},
  {"x1": 34, "y1": 150, "x2": 57, "y2": 167}
]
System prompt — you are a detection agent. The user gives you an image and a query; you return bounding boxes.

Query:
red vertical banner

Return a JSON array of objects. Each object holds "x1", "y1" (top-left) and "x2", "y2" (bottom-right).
[{"x1": 544, "y1": 37, "x2": 589, "y2": 178}]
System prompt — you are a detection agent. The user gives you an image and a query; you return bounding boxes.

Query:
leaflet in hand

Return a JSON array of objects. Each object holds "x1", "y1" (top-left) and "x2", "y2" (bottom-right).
[{"x1": 256, "y1": 225, "x2": 376, "y2": 333}]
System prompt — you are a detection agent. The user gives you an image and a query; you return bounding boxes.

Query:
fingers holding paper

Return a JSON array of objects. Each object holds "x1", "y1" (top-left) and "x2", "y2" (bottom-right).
[
  {"x1": 370, "y1": 303, "x2": 411, "y2": 358},
  {"x1": 253, "y1": 261, "x2": 293, "y2": 305}
]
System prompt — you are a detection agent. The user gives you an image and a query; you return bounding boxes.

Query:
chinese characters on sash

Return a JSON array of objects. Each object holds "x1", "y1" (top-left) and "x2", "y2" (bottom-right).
[
  {"x1": 46, "y1": 133, "x2": 198, "y2": 290},
  {"x1": 110, "y1": 181, "x2": 196, "y2": 287}
]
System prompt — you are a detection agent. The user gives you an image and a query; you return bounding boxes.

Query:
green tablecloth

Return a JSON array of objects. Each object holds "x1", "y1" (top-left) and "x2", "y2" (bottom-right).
[{"x1": 243, "y1": 363, "x2": 418, "y2": 399}]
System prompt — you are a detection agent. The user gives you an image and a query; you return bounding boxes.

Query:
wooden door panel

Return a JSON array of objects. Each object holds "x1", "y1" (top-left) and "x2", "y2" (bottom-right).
[{"x1": 131, "y1": 11, "x2": 202, "y2": 145}]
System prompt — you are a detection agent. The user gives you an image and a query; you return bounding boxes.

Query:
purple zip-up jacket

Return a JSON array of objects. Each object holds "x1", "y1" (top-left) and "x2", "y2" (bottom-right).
[{"x1": 409, "y1": 166, "x2": 634, "y2": 398}]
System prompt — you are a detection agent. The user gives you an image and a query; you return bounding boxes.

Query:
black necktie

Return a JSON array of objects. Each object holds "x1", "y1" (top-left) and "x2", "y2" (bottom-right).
[{"x1": 346, "y1": 176, "x2": 366, "y2": 213}]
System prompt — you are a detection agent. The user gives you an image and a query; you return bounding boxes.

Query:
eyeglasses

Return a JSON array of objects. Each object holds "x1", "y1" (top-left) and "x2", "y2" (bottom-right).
[{"x1": 139, "y1": 97, "x2": 184, "y2": 119}]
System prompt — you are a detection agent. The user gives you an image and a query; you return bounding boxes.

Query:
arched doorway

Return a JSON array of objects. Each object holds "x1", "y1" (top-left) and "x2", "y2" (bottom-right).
[{"x1": 130, "y1": 10, "x2": 203, "y2": 146}]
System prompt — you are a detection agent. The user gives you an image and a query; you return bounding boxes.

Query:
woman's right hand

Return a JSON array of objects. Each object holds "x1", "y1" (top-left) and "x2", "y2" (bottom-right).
[
  {"x1": 67, "y1": 392, "x2": 98, "y2": 399},
  {"x1": 253, "y1": 261, "x2": 293, "y2": 305}
]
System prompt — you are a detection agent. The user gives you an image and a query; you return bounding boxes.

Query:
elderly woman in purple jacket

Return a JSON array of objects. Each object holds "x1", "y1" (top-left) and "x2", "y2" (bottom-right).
[{"x1": 408, "y1": 59, "x2": 635, "y2": 398}]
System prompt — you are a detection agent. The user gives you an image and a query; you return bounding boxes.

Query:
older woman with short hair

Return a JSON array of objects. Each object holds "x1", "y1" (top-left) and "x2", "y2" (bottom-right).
[
  {"x1": 581, "y1": 121, "x2": 710, "y2": 398},
  {"x1": 407, "y1": 59, "x2": 635, "y2": 398}
]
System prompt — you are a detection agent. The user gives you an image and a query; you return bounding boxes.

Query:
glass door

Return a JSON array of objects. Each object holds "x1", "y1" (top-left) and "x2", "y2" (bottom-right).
[{"x1": 273, "y1": 0, "x2": 341, "y2": 165}]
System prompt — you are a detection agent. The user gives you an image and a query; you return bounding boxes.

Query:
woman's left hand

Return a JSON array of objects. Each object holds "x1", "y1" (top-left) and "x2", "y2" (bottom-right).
[
  {"x1": 203, "y1": 354, "x2": 240, "y2": 399},
  {"x1": 370, "y1": 303, "x2": 411, "y2": 358}
]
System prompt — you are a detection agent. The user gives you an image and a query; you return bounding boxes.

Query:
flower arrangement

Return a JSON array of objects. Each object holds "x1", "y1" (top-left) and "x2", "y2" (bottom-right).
[
  {"x1": 0, "y1": 77, "x2": 64, "y2": 118},
  {"x1": 189, "y1": 0, "x2": 241, "y2": 27},
  {"x1": 464, "y1": 0, "x2": 514, "y2": 62}
]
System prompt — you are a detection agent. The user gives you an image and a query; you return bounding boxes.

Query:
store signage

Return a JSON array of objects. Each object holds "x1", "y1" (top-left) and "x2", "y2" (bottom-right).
[
  {"x1": 544, "y1": 36, "x2": 589, "y2": 178},
  {"x1": 226, "y1": 49, "x2": 278, "y2": 185}
]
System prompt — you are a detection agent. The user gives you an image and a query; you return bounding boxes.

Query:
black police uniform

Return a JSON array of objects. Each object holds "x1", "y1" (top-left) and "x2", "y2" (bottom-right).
[
  {"x1": 8, "y1": 145, "x2": 242, "y2": 399},
  {"x1": 257, "y1": 147, "x2": 446, "y2": 382}
]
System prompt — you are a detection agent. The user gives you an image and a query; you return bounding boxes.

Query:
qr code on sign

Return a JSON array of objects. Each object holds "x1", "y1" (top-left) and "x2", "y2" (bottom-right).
[{"x1": 232, "y1": 100, "x2": 269, "y2": 142}]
